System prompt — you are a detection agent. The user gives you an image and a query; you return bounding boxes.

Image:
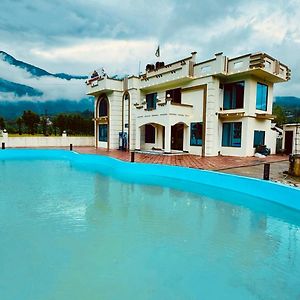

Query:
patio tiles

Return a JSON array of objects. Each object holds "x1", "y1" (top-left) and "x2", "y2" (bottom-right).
[{"x1": 73, "y1": 147, "x2": 288, "y2": 171}]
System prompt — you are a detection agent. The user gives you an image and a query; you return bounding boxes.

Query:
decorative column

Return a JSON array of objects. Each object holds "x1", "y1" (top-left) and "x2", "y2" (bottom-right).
[
  {"x1": 135, "y1": 126, "x2": 141, "y2": 150},
  {"x1": 164, "y1": 125, "x2": 171, "y2": 153}
]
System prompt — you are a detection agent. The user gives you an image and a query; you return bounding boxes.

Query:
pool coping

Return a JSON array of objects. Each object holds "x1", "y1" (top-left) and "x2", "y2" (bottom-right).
[{"x1": 1, "y1": 148, "x2": 300, "y2": 211}]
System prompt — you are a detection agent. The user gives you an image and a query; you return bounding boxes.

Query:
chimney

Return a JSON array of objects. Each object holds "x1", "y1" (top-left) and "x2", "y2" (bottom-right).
[{"x1": 191, "y1": 51, "x2": 197, "y2": 62}]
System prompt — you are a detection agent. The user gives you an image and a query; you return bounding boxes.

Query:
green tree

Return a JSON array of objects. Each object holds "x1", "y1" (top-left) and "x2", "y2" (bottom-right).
[
  {"x1": 52, "y1": 113, "x2": 93, "y2": 136},
  {"x1": 0, "y1": 116, "x2": 5, "y2": 130},
  {"x1": 40, "y1": 116, "x2": 48, "y2": 136},
  {"x1": 273, "y1": 105, "x2": 287, "y2": 127},
  {"x1": 16, "y1": 117, "x2": 23, "y2": 135},
  {"x1": 22, "y1": 110, "x2": 40, "y2": 135},
  {"x1": 53, "y1": 114, "x2": 67, "y2": 135}
]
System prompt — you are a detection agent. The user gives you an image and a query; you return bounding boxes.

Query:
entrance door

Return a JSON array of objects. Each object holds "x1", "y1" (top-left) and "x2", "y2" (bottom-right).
[
  {"x1": 171, "y1": 124, "x2": 184, "y2": 150},
  {"x1": 99, "y1": 124, "x2": 108, "y2": 142},
  {"x1": 284, "y1": 131, "x2": 293, "y2": 154}
]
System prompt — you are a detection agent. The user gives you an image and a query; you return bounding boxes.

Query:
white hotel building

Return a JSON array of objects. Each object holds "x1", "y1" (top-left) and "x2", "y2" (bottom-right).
[{"x1": 86, "y1": 51, "x2": 290, "y2": 157}]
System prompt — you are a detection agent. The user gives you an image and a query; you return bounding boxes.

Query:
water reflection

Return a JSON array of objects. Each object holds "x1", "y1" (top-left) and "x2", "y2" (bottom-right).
[{"x1": 1, "y1": 159, "x2": 300, "y2": 300}]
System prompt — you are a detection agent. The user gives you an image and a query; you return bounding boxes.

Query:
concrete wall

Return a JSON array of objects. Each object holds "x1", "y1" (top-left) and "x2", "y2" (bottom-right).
[{"x1": 0, "y1": 136, "x2": 94, "y2": 148}]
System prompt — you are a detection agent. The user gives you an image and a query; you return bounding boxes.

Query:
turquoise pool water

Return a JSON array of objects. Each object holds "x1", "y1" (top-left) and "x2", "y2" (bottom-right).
[{"x1": 0, "y1": 150, "x2": 300, "y2": 300}]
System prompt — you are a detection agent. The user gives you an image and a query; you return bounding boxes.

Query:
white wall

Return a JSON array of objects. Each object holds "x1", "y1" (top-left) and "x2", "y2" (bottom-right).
[
  {"x1": 283, "y1": 125, "x2": 300, "y2": 154},
  {"x1": 182, "y1": 88, "x2": 204, "y2": 155},
  {"x1": 108, "y1": 91, "x2": 123, "y2": 149},
  {"x1": 0, "y1": 136, "x2": 94, "y2": 148},
  {"x1": 219, "y1": 118, "x2": 276, "y2": 157},
  {"x1": 205, "y1": 78, "x2": 220, "y2": 156}
]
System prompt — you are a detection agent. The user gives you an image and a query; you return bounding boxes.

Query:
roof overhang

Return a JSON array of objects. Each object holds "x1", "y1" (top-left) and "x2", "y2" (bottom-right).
[{"x1": 215, "y1": 69, "x2": 287, "y2": 83}]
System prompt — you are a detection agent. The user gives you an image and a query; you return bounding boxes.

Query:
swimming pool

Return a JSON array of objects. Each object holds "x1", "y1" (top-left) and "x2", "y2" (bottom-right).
[{"x1": 1, "y1": 149, "x2": 300, "y2": 300}]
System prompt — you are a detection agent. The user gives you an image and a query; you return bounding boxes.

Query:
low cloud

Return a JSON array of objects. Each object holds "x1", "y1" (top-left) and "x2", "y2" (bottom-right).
[
  {"x1": 0, "y1": 0, "x2": 300, "y2": 96},
  {"x1": 0, "y1": 60, "x2": 86, "y2": 101}
]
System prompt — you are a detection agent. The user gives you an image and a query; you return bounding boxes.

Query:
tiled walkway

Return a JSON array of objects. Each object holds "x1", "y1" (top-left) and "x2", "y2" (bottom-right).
[{"x1": 73, "y1": 147, "x2": 288, "y2": 171}]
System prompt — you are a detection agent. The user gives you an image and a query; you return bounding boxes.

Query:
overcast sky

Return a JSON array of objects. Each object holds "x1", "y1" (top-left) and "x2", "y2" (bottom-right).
[{"x1": 1, "y1": 0, "x2": 300, "y2": 96}]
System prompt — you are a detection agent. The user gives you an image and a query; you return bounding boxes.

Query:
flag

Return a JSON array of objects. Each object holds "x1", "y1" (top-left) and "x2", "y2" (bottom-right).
[{"x1": 155, "y1": 45, "x2": 160, "y2": 58}]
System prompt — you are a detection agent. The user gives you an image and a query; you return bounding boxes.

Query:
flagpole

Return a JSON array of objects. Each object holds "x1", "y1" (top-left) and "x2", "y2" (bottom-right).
[{"x1": 155, "y1": 45, "x2": 160, "y2": 58}]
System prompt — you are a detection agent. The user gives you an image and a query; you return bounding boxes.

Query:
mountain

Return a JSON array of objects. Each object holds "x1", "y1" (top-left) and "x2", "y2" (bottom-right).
[
  {"x1": 0, "y1": 99, "x2": 93, "y2": 119},
  {"x1": 274, "y1": 96, "x2": 300, "y2": 107},
  {"x1": 53, "y1": 73, "x2": 88, "y2": 80},
  {"x1": 0, "y1": 51, "x2": 87, "y2": 80},
  {"x1": 0, "y1": 78, "x2": 43, "y2": 97},
  {"x1": 0, "y1": 51, "x2": 93, "y2": 119},
  {"x1": 274, "y1": 96, "x2": 300, "y2": 123}
]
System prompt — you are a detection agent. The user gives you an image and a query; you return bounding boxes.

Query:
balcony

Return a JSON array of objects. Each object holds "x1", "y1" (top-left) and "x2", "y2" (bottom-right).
[
  {"x1": 225, "y1": 53, "x2": 291, "y2": 83},
  {"x1": 135, "y1": 100, "x2": 193, "y2": 126},
  {"x1": 192, "y1": 52, "x2": 291, "y2": 83},
  {"x1": 140, "y1": 58, "x2": 195, "y2": 91},
  {"x1": 218, "y1": 109, "x2": 245, "y2": 120},
  {"x1": 86, "y1": 75, "x2": 123, "y2": 96}
]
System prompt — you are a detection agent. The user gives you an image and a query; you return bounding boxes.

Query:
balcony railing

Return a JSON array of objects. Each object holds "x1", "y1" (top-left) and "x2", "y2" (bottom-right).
[
  {"x1": 135, "y1": 99, "x2": 193, "y2": 125},
  {"x1": 226, "y1": 53, "x2": 290, "y2": 82},
  {"x1": 140, "y1": 60, "x2": 194, "y2": 90},
  {"x1": 86, "y1": 76, "x2": 123, "y2": 95},
  {"x1": 192, "y1": 52, "x2": 291, "y2": 83}
]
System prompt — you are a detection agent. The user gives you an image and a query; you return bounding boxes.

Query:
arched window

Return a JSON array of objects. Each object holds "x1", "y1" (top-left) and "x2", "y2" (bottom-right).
[{"x1": 99, "y1": 97, "x2": 108, "y2": 117}]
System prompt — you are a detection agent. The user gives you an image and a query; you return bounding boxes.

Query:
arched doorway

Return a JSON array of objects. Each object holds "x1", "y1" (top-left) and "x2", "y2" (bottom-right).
[
  {"x1": 96, "y1": 95, "x2": 109, "y2": 148},
  {"x1": 137, "y1": 122, "x2": 165, "y2": 151},
  {"x1": 171, "y1": 123, "x2": 184, "y2": 150}
]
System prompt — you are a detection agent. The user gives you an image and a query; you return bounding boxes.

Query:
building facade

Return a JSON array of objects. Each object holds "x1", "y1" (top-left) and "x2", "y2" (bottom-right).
[
  {"x1": 282, "y1": 124, "x2": 300, "y2": 155},
  {"x1": 86, "y1": 51, "x2": 290, "y2": 157}
]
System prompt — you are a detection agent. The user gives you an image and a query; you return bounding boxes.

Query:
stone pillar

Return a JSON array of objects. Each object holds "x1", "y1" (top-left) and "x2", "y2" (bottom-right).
[
  {"x1": 135, "y1": 126, "x2": 141, "y2": 150},
  {"x1": 2, "y1": 130, "x2": 8, "y2": 140},
  {"x1": 164, "y1": 125, "x2": 171, "y2": 153}
]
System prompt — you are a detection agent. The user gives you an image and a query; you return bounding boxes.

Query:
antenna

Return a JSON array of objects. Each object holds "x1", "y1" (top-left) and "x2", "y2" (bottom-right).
[{"x1": 138, "y1": 60, "x2": 141, "y2": 76}]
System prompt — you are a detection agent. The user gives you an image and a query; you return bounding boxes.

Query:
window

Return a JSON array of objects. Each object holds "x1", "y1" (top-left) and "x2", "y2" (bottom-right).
[
  {"x1": 166, "y1": 88, "x2": 181, "y2": 104},
  {"x1": 223, "y1": 81, "x2": 244, "y2": 109},
  {"x1": 253, "y1": 130, "x2": 265, "y2": 147},
  {"x1": 222, "y1": 122, "x2": 242, "y2": 147},
  {"x1": 256, "y1": 83, "x2": 268, "y2": 111},
  {"x1": 145, "y1": 124, "x2": 155, "y2": 143},
  {"x1": 190, "y1": 122, "x2": 203, "y2": 146},
  {"x1": 99, "y1": 124, "x2": 107, "y2": 142},
  {"x1": 99, "y1": 98, "x2": 108, "y2": 116},
  {"x1": 146, "y1": 93, "x2": 157, "y2": 110}
]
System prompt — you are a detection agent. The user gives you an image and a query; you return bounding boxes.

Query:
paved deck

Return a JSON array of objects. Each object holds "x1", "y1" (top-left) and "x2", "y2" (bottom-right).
[
  {"x1": 6, "y1": 146, "x2": 297, "y2": 186},
  {"x1": 74, "y1": 147, "x2": 300, "y2": 186},
  {"x1": 72, "y1": 147, "x2": 288, "y2": 171}
]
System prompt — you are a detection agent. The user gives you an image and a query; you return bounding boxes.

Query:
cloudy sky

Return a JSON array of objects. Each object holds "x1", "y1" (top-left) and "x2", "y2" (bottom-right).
[{"x1": 1, "y1": 0, "x2": 300, "y2": 96}]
